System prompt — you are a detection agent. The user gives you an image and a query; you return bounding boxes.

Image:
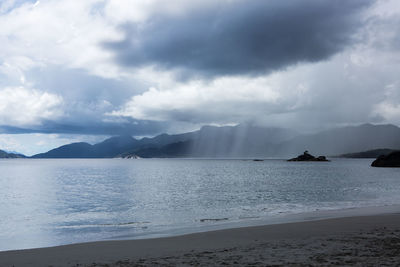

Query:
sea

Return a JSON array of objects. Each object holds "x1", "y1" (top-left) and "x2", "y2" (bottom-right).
[{"x1": 0, "y1": 158, "x2": 399, "y2": 251}]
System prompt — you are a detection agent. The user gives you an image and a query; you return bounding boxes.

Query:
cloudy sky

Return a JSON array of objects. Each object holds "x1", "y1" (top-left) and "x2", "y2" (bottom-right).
[{"x1": 0, "y1": 0, "x2": 399, "y2": 155}]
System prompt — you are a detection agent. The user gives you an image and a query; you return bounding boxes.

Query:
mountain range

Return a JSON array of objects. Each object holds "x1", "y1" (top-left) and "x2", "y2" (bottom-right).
[
  {"x1": 0, "y1": 149, "x2": 26, "y2": 158},
  {"x1": 339, "y1": 149, "x2": 399, "y2": 158},
  {"x1": 30, "y1": 123, "x2": 400, "y2": 158}
]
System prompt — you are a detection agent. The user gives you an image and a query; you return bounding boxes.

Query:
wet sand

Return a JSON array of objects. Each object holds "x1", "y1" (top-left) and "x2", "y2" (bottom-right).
[{"x1": 1, "y1": 211, "x2": 400, "y2": 266}]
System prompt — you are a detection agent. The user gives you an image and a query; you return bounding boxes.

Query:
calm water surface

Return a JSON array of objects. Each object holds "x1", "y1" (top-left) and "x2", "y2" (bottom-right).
[{"x1": 0, "y1": 158, "x2": 399, "y2": 251}]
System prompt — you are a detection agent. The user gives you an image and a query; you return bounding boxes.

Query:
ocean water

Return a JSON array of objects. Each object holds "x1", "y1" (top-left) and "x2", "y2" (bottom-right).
[{"x1": 0, "y1": 158, "x2": 399, "y2": 251}]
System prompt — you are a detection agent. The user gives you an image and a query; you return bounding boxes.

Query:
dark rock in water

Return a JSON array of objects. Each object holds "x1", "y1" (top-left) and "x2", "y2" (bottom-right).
[
  {"x1": 371, "y1": 151, "x2": 400, "y2": 167},
  {"x1": 288, "y1": 151, "x2": 329, "y2": 162},
  {"x1": 253, "y1": 159, "x2": 264, "y2": 161}
]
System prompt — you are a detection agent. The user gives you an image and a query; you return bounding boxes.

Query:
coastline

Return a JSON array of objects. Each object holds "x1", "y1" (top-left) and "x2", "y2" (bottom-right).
[
  {"x1": 114, "y1": 203, "x2": 400, "y2": 241},
  {"x1": 1, "y1": 205, "x2": 400, "y2": 266}
]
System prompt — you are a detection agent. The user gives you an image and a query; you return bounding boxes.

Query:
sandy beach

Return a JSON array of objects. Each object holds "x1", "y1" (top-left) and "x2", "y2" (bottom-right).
[{"x1": 1, "y1": 209, "x2": 400, "y2": 266}]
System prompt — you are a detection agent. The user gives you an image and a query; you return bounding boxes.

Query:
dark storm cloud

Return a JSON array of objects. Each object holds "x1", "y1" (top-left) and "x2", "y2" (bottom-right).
[
  {"x1": 26, "y1": 66, "x2": 142, "y2": 106},
  {"x1": 0, "y1": 119, "x2": 168, "y2": 136},
  {"x1": 104, "y1": 0, "x2": 375, "y2": 78}
]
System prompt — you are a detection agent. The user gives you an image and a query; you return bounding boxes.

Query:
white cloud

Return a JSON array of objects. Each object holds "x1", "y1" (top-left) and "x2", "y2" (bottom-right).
[
  {"x1": 374, "y1": 102, "x2": 400, "y2": 122},
  {"x1": 110, "y1": 76, "x2": 280, "y2": 123},
  {"x1": 0, "y1": 0, "x2": 122, "y2": 79},
  {"x1": 0, "y1": 86, "x2": 63, "y2": 126},
  {"x1": 103, "y1": 0, "x2": 229, "y2": 24},
  {"x1": 373, "y1": 83, "x2": 400, "y2": 124},
  {"x1": 0, "y1": 0, "x2": 16, "y2": 14}
]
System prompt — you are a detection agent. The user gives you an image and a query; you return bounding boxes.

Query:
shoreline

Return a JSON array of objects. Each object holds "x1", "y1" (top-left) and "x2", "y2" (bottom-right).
[
  {"x1": 113, "y1": 203, "x2": 400, "y2": 241},
  {"x1": 1, "y1": 205, "x2": 400, "y2": 266}
]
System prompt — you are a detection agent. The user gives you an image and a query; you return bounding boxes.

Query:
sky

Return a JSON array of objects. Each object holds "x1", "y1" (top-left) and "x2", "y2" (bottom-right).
[{"x1": 0, "y1": 0, "x2": 400, "y2": 155}]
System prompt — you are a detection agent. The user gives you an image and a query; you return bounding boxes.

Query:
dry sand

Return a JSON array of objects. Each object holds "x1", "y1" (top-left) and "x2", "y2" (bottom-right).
[{"x1": 1, "y1": 212, "x2": 400, "y2": 266}]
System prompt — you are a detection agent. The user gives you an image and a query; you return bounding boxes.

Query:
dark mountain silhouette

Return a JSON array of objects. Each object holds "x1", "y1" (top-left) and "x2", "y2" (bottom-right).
[
  {"x1": 31, "y1": 123, "x2": 400, "y2": 158},
  {"x1": 127, "y1": 124, "x2": 400, "y2": 158},
  {"x1": 91, "y1": 135, "x2": 139, "y2": 157},
  {"x1": 120, "y1": 125, "x2": 297, "y2": 158},
  {"x1": 189, "y1": 125, "x2": 296, "y2": 157},
  {"x1": 276, "y1": 124, "x2": 400, "y2": 157},
  {"x1": 0, "y1": 149, "x2": 26, "y2": 158},
  {"x1": 136, "y1": 132, "x2": 195, "y2": 148},
  {"x1": 32, "y1": 125, "x2": 296, "y2": 158},
  {"x1": 32, "y1": 142, "x2": 95, "y2": 158},
  {"x1": 125, "y1": 140, "x2": 194, "y2": 158},
  {"x1": 338, "y1": 149, "x2": 398, "y2": 158}
]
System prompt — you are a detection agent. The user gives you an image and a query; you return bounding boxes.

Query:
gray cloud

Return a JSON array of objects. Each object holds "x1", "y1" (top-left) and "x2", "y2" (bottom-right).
[
  {"x1": 105, "y1": 0, "x2": 374, "y2": 78},
  {"x1": 0, "y1": 119, "x2": 167, "y2": 136},
  {"x1": 3, "y1": 0, "x2": 400, "y2": 142},
  {"x1": 0, "y1": 64, "x2": 169, "y2": 136}
]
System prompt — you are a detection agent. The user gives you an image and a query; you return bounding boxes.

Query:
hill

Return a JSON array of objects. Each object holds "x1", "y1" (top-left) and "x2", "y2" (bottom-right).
[
  {"x1": 32, "y1": 135, "x2": 139, "y2": 158},
  {"x1": 276, "y1": 124, "x2": 400, "y2": 157},
  {"x1": 32, "y1": 123, "x2": 400, "y2": 158},
  {"x1": 120, "y1": 125, "x2": 297, "y2": 158},
  {"x1": 338, "y1": 149, "x2": 398, "y2": 158},
  {"x1": 124, "y1": 124, "x2": 400, "y2": 158},
  {"x1": 32, "y1": 125, "x2": 296, "y2": 158},
  {"x1": 0, "y1": 149, "x2": 26, "y2": 158}
]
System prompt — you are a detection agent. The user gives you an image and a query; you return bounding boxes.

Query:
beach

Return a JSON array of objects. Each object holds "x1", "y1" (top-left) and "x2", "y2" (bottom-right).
[{"x1": 1, "y1": 209, "x2": 400, "y2": 266}]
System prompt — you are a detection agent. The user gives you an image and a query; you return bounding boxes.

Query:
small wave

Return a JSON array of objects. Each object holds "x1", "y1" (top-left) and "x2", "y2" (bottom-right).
[
  {"x1": 199, "y1": 218, "x2": 229, "y2": 222},
  {"x1": 56, "y1": 221, "x2": 150, "y2": 229},
  {"x1": 99, "y1": 221, "x2": 150, "y2": 226},
  {"x1": 238, "y1": 216, "x2": 260, "y2": 220}
]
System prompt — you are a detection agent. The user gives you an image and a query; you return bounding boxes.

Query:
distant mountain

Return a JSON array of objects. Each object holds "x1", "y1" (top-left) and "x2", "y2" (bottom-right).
[
  {"x1": 120, "y1": 125, "x2": 297, "y2": 158},
  {"x1": 32, "y1": 123, "x2": 400, "y2": 159},
  {"x1": 32, "y1": 135, "x2": 139, "y2": 158},
  {"x1": 338, "y1": 149, "x2": 399, "y2": 158},
  {"x1": 276, "y1": 124, "x2": 400, "y2": 157},
  {"x1": 91, "y1": 135, "x2": 139, "y2": 157},
  {"x1": 136, "y1": 132, "x2": 195, "y2": 148},
  {"x1": 0, "y1": 149, "x2": 25, "y2": 158},
  {"x1": 124, "y1": 140, "x2": 194, "y2": 158},
  {"x1": 32, "y1": 142, "x2": 94, "y2": 158},
  {"x1": 189, "y1": 125, "x2": 297, "y2": 157},
  {"x1": 33, "y1": 125, "x2": 296, "y2": 158},
  {"x1": 124, "y1": 124, "x2": 400, "y2": 158}
]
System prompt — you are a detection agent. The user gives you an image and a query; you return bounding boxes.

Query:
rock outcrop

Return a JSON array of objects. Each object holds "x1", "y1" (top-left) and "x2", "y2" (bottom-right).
[
  {"x1": 371, "y1": 151, "x2": 400, "y2": 167},
  {"x1": 288, "y1": 151, "x2": 329, "y2": 162}
]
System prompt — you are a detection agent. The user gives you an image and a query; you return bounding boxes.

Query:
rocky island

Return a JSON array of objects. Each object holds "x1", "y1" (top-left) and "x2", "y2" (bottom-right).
[
  {"x1": 288, "y1": 151, "x2": 329, "y2": 162},
  {"x1": 371, "y1": 151, "x2": 400, "y2": 167}
]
